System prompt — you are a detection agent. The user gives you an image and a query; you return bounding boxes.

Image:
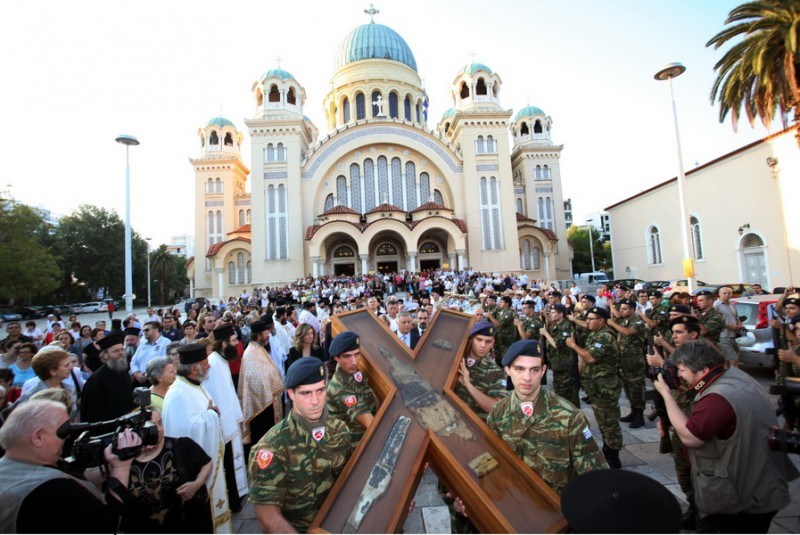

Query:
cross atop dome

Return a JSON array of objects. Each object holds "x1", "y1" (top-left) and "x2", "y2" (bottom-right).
[{"x1": 364, "y1": 3, "x2": 379, "y2": 23}]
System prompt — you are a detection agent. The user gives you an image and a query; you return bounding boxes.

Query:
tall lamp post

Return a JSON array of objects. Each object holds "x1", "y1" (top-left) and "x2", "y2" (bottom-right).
[
  {"x1": 115, "y1": 134, "x2": 140, "y2": 313},
  {"x1": 145, "y1": 237, "x2": 152, "y2": 308},
  {"x1": 586, "y1": 219, "x2": 596, "y2": 273},
  {"x1": 655, "y1": 63, "x2": 694, "y2": 292}
]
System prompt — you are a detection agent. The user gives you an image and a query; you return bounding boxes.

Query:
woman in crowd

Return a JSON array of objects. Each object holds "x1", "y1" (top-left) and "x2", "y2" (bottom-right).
[
  {"x1": 19, "y1": 348, "x2": 78, "y2": 419},
  {"x1": 285, "y1": 323, "x2": 323, "y2": 374},
  {"x1": 55, "y1": 331, "x2": 83, "y2": 364},
  {"x1": 180, "y1": 320, "x2": 200, "y2": 344},
  {"x1": 146, "y1": 356, "x2": 177, "y2": 412},
  {"x1": 78, "y1": 325, "x2": 94, "y2": 350},
  {"x1": 9, "y1": 342, "x2": 36, "y2": 388}
]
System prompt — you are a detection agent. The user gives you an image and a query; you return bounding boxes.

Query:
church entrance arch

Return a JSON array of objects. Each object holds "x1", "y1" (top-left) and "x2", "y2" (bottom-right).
[
  {"x1": 323, "y1": 232, "x2": 360, "y2": 276},
  {"x1": 369, "y1": 231, "x2": 407, "y2": 275},
  {"x1": 416, "y1": 230, "x2": 450, "y2": 272}
]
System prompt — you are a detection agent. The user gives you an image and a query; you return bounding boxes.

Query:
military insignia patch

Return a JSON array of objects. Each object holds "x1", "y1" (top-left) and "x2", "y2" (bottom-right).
[
  {"x1": 256, "y1": 449, "x2": 273, "y2": 470},
  {"x1": 353, "y1": 371, "x2": 363, "y2": 382},
  {"x1": 312, "y1": 426, "x2": 325, "y2": 441},
  {"x1": 582, "y1": 426, "x2": 592, "y2": 440},
  {"x1": 466, "y1": 357, "x2": 476, "y2": 367},
  {"x1": 319, "y1": 365, "x2": 325, "y2": 376},
  {"x1": 521, "y1": 402, "x2": 534, "y2": 416},
  {"x1": 344, "y1": 395, "x2": 357, "y2": 407}
]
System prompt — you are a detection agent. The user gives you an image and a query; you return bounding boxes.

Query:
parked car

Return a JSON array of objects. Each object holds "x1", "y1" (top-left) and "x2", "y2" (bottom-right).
[
  {"x1": 690, "y1": 283, "x2": 755, "y2": 301},
  {"x1": 103, "y1": 298, "x2": 121, "y2": 309},
  {"x1": 184, "y1": 297, "x2": 210, "y2": 313},
  {"x1": 0, "y1": 309, "x2": 23, "y2": 321},
  {"x1": 12, "y1": 306, "x2": 45, "y2": 319},
  {"x1": 661, "y1": 279, "x2": 709, "y2": 297},
  {"x1": 82, "y1": 301, "x2": 108, "y2": 313},
  {"x1": 605, "y1": 279, "x2": 645, "y2": 290},
  {"x1": 730, "y1": 294, "x2": 779, "y2": 368}
]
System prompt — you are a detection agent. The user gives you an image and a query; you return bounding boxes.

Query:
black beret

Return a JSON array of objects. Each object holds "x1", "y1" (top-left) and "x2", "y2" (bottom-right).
[
  {"x1": 521, "y1": 300, "x2": 536, "y2": 307},
  {"x1": 695, "y1": 290, "x2": 714, "y2": 297},
  {"x1": 177, "y1": 343, "x2": 207, "y2": 365},
  {"x1": 784, "y1": 297, "x2": 800, "y2": 307},
  {"x1": 84, "y1": 341, "x2": 100, "y2": 360},
  {"x1": 97, "y1": 332, "x2": 125, "y2": 351},
  {"x1": 648, "y1": 290, "x2": 663, "y2": 298},
  {"x1": 285, "y1": 357, "x2": 327, "y2": 389},
  {"x1": 552, "y1": 304, "x2": 567, "y2": 314},
  {"x1": 249, "y1": 320, "x2": 270, "y2": 334},
  {"x1": 670, "y1": 315, "x2": 699, "y2": 327},
  {"x1": 669, "y1": 304, "x2": 692, "y2": 315},
  {"x1": 111, "y1": 318, "x2": 123, "y2": 332},
  {"x1": 581, "y1": 294, "x2": 596, "y2": 303},
  {"x1": 212, "y1": 324, "x2": 235, "y2": 341},
  {"x1": 124, "y1": 327, "x2": 141, "y2": 337},
  {"x1": 470, "y1": 320, "x2": 495, "y2": 337},
  {"x1": 330, "y1": 331, "x2": 360, "y2": 357},
  {"x1": 561, "y1": 469, "x2": 682, "y2": 533},
  {"x1": 587, "y1": 307, "x2": 609, "y2": 320},
  {"x1": 501, "y1": 340, "x2": 542, "y2": 366},
  {"x1": 484, "y1": 294, "x2": 497, "y2": 301},
  {"x1": 617, "y1": 298, "x2": 634, "y2": 307}
]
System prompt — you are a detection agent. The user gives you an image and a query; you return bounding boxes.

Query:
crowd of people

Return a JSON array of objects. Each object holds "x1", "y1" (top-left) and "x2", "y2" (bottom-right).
[{"x1": 0, "y1": 269, "x2": 797, "y2": 533}]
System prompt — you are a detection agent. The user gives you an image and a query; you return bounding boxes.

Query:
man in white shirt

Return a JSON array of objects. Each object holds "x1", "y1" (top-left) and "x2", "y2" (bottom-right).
[{"x1": 129, "y1": 321, "x2": 170, "y2": 384}]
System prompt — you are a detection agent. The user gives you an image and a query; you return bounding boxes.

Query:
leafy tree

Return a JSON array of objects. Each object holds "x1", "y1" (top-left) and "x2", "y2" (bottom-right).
[
  {"x1": 149, "y1": 244, "x2": 188, "y2": 305},
  {"x1": 0, "y1": 196, "x2": 60, "y2": 304},
  {"x1": 707, "y1": 0, "x2": 800, "y2": 147},
  {"x1": 568, "y1": 225, "x2": 612, "y2": 276}
]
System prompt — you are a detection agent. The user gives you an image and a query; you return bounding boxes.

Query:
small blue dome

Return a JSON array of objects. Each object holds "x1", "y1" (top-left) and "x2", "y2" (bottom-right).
[
  {"x1": 514, "y1": 106, "x2": 546, "y2": 121},
  {"x1": 462, "y1": 62, "x2": 492, "y2": 75},
  {"x1": 336, "y1": 23, "x2": 417, "y2": 71},
  {"x1": 441, "y1": 108, "x2": 455, "y2": 120},
  {"x1": 207, "y1": 117, "x2": 235, "y2": 128},
  {"x1": 262, "y1": 68, "x2": 295, "y2": 81}
]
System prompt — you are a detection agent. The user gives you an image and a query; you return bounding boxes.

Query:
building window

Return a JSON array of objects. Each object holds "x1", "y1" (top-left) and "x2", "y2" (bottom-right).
[
  {"x1": 350, "y1": 163, "x2": 362, "y2": 213},
  {"x1": 287, "y1": 87, "x2": 296, "y2": 105},
  {"x1": 356, "y1": 93, "x2": 366, "y2": 120},
  {"x1": 391, "y1": 157, "x2": 403, "y2": 207},
  {"x1": 389, "y1": 93, "x2": 399, "y2": 118},
  {"x1": 404, "y1": 95, "x2": 412, "y2": 121},
  {"x1": 324, "y1": 193, "x2": 334, "y2": 211},
  {"x1": 516, "y1": 198, "x2": 523, "y2": 213},
  {"x1": 377, "y1": 156, "x2": 389, "y2": 204},
  {"x1": 537, "y1": 197, "x2": 553, "y2": 230},
  {"x1": 209, "y1": 130, "x2": 219, "y2": 144},
  {"x1": 336, "y1": 176, "x2": 347, "y2": 205},
  {"x1": 419, "y1": 172, "x2": 430, "y2": 203},
  {"x1": 486, "y1": 135, "x2": 495, "y2": 153},
  {"x1": 476, "y1": 136, "x2": 485, "y2": 153},
  {"x1": 521, "y1": 239, "x2": 531, "y2": 270},
  {"x1": 206, "y1": 178, "x2": 213, "y2": 193},
  {"x1": 266, "y1": 185, "x2": 288, "y2": 260},
  {"x1": 532, "y1": 247, "x2": 541, "y2": 270},
  {"x1": 405, "y1": 161, "x2": 416, "y2": 210},
  {"x1": 476, "y1": 78, "x2": 487, "y2": 95},
  {"x1": 433, "y1": 189, "x2": 444, "y2": 205},
  {"x1": 215, "y1": 178, "x2": 222, "y2": 192},
  {"x1": 265, "y1": 143, "x2": 275, "y2": 162},
  {"x1": 543, "y1": 165, "x2": 551, "y2": 179},
  {"x1": 247, "y1": 261, "x2": 252, "y2": 284},
  {"x1": 520, "y1": 122, "x2": 529, "y2": 136},
  {"x1": 460, "y1": 82, "x2": 469, "y2": 99},
  {"x1": 237, "y1": 252, "x2": 245, "y2": 283},
  {"x1": 690, "y1": 216, "x2": 704, "y2": 260},
  {"x1": 343, "y1": 97, "x2": 350, "y2": 123},
  {"x1": 377, "y1": 243, "x2": 397, "y2": 255},
  {"x1": 364, "y1": 158, "x2": 376, "y2": 211},
  {"x1": 334, "y1": 245, "x2": 354, "y2": 258},
  {"x1": 534, "y1": 120, "x2": 543, "y2": 134},
  {"x1": 238, "y1": 210, "x2": 245, "y2": 227},
  {"x1": 276, "y1": 143, "x2": 286, "y2": 161},
  {"x1": 479, "y1": 177, "x2": 503, "y2": 250},
  {"x1": 420, "y1": 242, "x2": 440, "y2": 254},
  {"x1": 534, "y1": 165, "x2": 542, "y2": 180},
  {"x1": 228, "y1": 262, "x2": 235, "y2": 285},
  {"x1": 268, "y1": 85, "x2": 279, "y2": 103},
  {"x1": 648, "y1": 225, "x2": 663, "y2": 265}
]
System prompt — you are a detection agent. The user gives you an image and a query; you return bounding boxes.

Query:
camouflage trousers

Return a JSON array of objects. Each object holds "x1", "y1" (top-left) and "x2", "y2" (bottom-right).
[
  {"x1": 670, "y1": 429, "x2": 692, "y2": 495},
  {"x1": 494, "y1": 335, "x2": 516, "y2": 366},
  {"x1": 582, "y1": 374, "x2": 622, "y2": 450},
  {"x1": 552, "y1": 370, "x2": 580, "y2": 408},
  {"x1": 619, "y1": 353, "x2": 646, "y2": 411}
]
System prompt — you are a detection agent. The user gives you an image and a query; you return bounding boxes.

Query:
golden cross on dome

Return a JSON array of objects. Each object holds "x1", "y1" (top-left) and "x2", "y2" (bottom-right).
[
  {"x1": 364, "y1": 3, "x2": 379, "y2": 22},
  {"x1": 275, "y1": 55, "x2": 283, "y2": 68}
]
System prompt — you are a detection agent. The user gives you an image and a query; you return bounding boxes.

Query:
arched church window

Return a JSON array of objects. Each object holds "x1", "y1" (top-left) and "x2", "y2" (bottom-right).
[
  {"x1": 228, "y1": 262, "x2": 235, "y2": 285},
  {"x1": 343, "y1": 97, "x2": 350, "y2": 123},
  {"x1": 444, "y1": 122, "x2": 451, "y2": 134},
  {"x1": 460, "y1": 82, "x2": 469, "y2": 99},
  {"x1": 433, "y1": 189, "x2": 444, "y2": 205},
  {"x1": 476, "y1": 78, "x2": 487, "y2": 95},
  {"x1": 287, "y1": 87, "x2": 296, "y2": 105},
  {"x1": 224, "y1": 132, "x2": 233, "y2": 146},
  {"x1": 486, "y1": 135, "x2": 495, "y2": 153},
  {"x1": 208, "y1": 211, "x2": 214, "y2": 234},
  {"x1": 520, "y1": 122, "x2": 529, "y2": 136},
  {"x1": 246, "y1": 209, "x2": 251, "y2": 223},
  {"x1": 350, "y1": 163, "x2": 362, "y2": 213},
  {"x1": 215, "y1": 178, "x2": 222, "y2": 193},
  {"x1": 207, "y1": 178, "x2": 213, "y2": 193},
  {"x1": 215, "y1": 211, "x2": 222, "y2": 239},
  {"x1": 690, "y1": 216, "x2": 704, "y2": 260},
  {"x1": 336, "y1": 176, "x2": 347, "y2": 206},
  {"x1": 648, "y1": 226, "x2": 663, "y2": 264},
  {"x1": 377, "y1": 157, "x2": 389, "y2": 203},
  {"x1": 420, "y1": 242, "x2": 439, "y2": 254},
  {"x1": 532, "y1": 247, "x2": 541, "y2": 270},
  {"x1": 277, "y1": 143, "x2": 286, "y2": 161},
  {"x1": 535, "y1": 165, "x2": 542, "y2": 180},
  {"x1": 516, "y1": 198, "x2": 523, "y2": 213},
  {"x1": 324, "y1": 193, "x2": 334, "y2": 212},
  {"x1": 372, "y1": 91, "x2": 382, "y2": 117},
  {"x1": 364, "y1": 159, "x2": 375, "y2": 211},
  {"x1": 209, "y1": 130, "x2": 219, "y2": 144},
  {"x1": 239, "y1": 210, "x2": 245, "y2": 227},
  {"x1": 521, "y1": 239, "x2": 531, "y2": 270},
  {"x1": 246, "y1": 261, "x2": 252, "y2": 284},
  {"x1": 476, "y1": 136, "x2": 485, "y2": 153},
  {"x1": 419, "y1": 172, "x2": 430, "y2": 202},
  {"x1": 389, "y1": 93, "x2": 399, "y2": 118},
  {"x1": 356, "y1": 93, "x2": 366, "y2": 120},
  {"x1": 268, "y1": 85, "x2": 280, "y2": 103},
  {"x1": 405, "y1": 161, "x2": 417, "y2": 210},
  {"x1": 742, "y1": 233, "x2": 764, "y2": 248},
  {"x1": 543, "y1": 165, "x2": 551, "y2": 179},
  {"x1": 266, "y1": 143, "x2": 275, "y2": 162},
  {"x1": 237, "y1": 252, "x2": 244, "y2": 284},
  {"x1": 377, "y1": 243, "x2": 397, "y2": 255},
  {"x1": 404, "y1": 95, "x2": 411, "y2": 121},
  {"x1": 391, "y1": 158, "x2": 403, "y2": 207},
  {"x1": 334, "y1": 245, "x2": 355, "y2": 258},
  {"x1": 534, "y1": 120, "x2": 543, "y2": 134}
]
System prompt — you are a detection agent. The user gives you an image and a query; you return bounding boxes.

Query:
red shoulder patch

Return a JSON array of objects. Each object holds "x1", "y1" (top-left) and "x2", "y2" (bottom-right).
[
  {"x1": 256, "y1": 449, "x2": 273, "y2": 470},
  {"x1": 344, "y1": 395, "x2": 357, "y2": 407}
]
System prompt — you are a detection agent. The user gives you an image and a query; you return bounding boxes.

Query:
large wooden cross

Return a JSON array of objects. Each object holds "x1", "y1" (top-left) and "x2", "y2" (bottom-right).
[{"x1": 309, "y1": 308, "x2": 567, "y2": 533}]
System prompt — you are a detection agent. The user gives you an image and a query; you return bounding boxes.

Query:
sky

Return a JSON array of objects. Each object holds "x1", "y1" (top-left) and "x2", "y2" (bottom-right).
[{"x1": 0, "y1": 0, "x2": 776, "y2": 250}]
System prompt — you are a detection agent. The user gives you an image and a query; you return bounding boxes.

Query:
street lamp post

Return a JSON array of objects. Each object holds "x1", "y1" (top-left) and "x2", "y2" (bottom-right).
[
  {"x1": 115, "y1": 134, "x2": 140, "y2": 314},
  {"x1": 655, "y1": 63, "x2": 694, "y2": 292},
  {"x1": 586, "y1": 220, "x2": 596, "y2": 273},
  {"x1": 145, "y1": 238, "x2": 152, "y2": 308}
]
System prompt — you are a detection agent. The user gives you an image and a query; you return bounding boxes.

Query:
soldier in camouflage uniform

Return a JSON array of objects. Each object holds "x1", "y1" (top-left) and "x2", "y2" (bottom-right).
[
  {"x1": 566, "y1": 306, "x2": 623, "y2": 468},
  {"x1": 488, "y1": 339, "x2": 607, "y2": 494},
  {"x1": 487, "y1": 296, "x2": 517, "y2": 365},
  {"x1": 325, "y1": 331, "x2": 377, "y2": 446},
  {"x1": 514, "y1": 300, "x2": 543, "y2": 342},
  {"x1": 542, "y1": 304, "x2": 580, "y2": 407},
  {"x1": 652, "y1": 304, "x2": 693, "y2": 356},
  {"x1": 249, "y1": 357, "x2": 353, "y2": 533},
  {"x1": 694, "y1": 290, "x2": 725, "y2": 347},
  {"x1": 455, "y1": 320, "x2": 509, "y2": 421},
  {"x1": 569, "y1": 294, "x2": 596, "y2": 349},
  {"x1": 608, "y1": 298, "x2": 647, "y2": 428},
  {"x1": 639, "y1": 290, "x2": 669, "y2": 344}
]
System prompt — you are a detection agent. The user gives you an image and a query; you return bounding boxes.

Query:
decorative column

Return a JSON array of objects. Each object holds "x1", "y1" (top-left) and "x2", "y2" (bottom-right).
[
  {"x1": 360, "y1": 254, "x2": 369, "y2": 275},
  {"x1": 311, "y1": 256, "x2": 320, "y2": 278},
  {"x1": 407, "y1": 251, "x2": 417, "y2": 273},
  {"x1": 216, "y1": 268, "x2": 224, "y2": 302},
  {"x1": 189, "y1": 278, "x2": 195, "y2": 298},
  {"x1": 448, "y1": 253, "x2": 456, "y2": 270},
  {"x1": 544, "y1": 253, "x2": 552, "y2": 281},
  {"x1": 456, "y1": 249, "x2": 466, "y2": 271}
]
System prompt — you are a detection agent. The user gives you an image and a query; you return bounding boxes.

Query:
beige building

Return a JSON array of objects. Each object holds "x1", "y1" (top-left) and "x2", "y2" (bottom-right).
[
  {"x1": 188, "y1": 18, "x2": 573, "y2": 298},
  {"x1": 606, "y1": 127, "x2": 799, "y2": 290}
]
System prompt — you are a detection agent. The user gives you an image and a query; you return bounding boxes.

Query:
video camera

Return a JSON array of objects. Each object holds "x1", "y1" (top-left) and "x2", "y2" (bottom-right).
[{"x1": 57, "y1": 387, "x2": 158, "y2": 472}]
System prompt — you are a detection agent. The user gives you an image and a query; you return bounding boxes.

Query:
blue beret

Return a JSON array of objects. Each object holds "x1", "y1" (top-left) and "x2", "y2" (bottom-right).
[
  {"x1": 470, "y1": 320, "x2": 495, "y2": 337},
  {"x1": 669, "y1": 304, "x2": 691, "y2": 314},
  {"x1": 617, "y1": 298, "x2": 634, "y2": 307},
  {"x1": 695, "y1": 290, "x2": 713, "y2": 297},
  {"x1": 501, "y1": 340, "x2": 542, "y2": 366},
  {"x1": 330, "y1": 331, "x2": 360, "y2": 357},
  {"x1": 285, "y1": 357, "x2": 326, "y2": 389},
  {"x1": 581, "y1": 294, "x2": 596, "y2": 303},
  {"x1": 588, "y1": 306, "x2": 609, "y2": 320},
  {"x1": 648, "y1": 290, "x2": 663, "y2": 298}
]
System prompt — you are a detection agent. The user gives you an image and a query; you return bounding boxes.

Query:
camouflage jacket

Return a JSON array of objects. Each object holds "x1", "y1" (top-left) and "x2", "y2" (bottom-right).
[
  {"x1": 522, "y1": 315, "x2": 544, "y2": 339},
  {"x1": 697, "y1": 308, "x2": 725, "y2": 345},
  {"x1": 326, "y1": 366, "x2": 376, "y2": 445},
  {"x1": 645, "y1": 304, "x2": 670, "y2": 337},
  {"x1": 248, "y1": 409, "x2": 352, "y2": 532},
  {"x1": 572, "y1": 309, "x2": 590, "y2": 347},
  {"x1": 616, "y1": 315, "x2": 646, "y2": 358},
  {"x1": 487, "y1": 389, "x2": 607, "y2": 493},
  {"x1": 495, "y1": 307, "x2": 517, "y2": 340},
  {"x1": 454, "y1": 355, "x2": 509, "y2": 421},
  {"x1": 546, "y1": 319, "x2": 576, "y2": 372},
  {"x1": 584, "y1": 327, "x2": 620, "y2": 380}
]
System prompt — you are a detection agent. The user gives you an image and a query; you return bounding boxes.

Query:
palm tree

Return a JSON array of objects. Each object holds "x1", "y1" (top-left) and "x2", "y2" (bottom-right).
[
  {"x1": 707, "y1": 0, "x2": 800, "y2": 147},
  {"x1": 149, "y1": 245, "x2": 175, "y2": 305}
]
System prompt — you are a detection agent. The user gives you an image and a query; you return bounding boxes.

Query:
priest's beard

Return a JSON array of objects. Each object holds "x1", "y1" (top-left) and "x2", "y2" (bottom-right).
[
  {"x1": 223, "y1": 345, "x2": 238, "y2": 361},
  {"x1": 195, "y1": 366, "x2": 209, "y2": 382},
  {"x1": 124, "y1": 345, "x2": 136, "y2": 360},
  {"x1": 107, "y1": 357, "x2": 129, "y2": 373}
]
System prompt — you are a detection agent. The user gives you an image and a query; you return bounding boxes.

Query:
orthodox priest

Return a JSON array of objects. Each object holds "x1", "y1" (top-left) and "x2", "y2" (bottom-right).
[
  {"x1": 80, "y1": 332, "x2": 134, "y2": 423},
  {"x1": 162, "y1": 343, "x2": 231, "y2": 533},
  {"x1": 238, "y1": 319, "x2": 284, "y2": 460},
  {"x1": 206, "y1": 324, "x2": 248, "y2": 513}
]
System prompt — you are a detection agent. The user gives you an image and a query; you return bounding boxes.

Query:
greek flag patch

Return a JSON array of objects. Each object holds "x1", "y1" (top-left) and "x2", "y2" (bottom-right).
[
  {"x1": 594, "y1": 343, "x2": 602, "y2": 349},
  {"x1": 501, "y1": 379, "x2": 507, "y2": 387},
  {"x1": 582, "y1": 426, "x2": 592, "y2": 440}
]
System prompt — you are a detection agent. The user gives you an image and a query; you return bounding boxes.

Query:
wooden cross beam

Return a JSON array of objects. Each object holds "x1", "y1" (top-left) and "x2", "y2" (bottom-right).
[{"x1": 309, "y1": 308, "x2": 567, "y2": 533}]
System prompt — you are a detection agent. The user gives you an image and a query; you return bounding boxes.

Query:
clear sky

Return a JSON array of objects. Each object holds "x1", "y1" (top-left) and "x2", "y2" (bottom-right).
[{"x1": 0, "y1": 0, "x2": 775, "y2": 250}]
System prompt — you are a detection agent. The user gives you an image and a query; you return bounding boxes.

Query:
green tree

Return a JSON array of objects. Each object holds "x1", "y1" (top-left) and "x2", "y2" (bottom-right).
[
  {"x1": 0, "y1": 197, "x2": 60, "y2": 304},
  {"x1": 567, "y1": 226, "x2": 611, "y2": 276},
  {"x1": 149, "y1": 244, "x2": 188, "y2": 305},
  {"x1": 707, "y1": 0, "x2": 800, "y2": 147}
]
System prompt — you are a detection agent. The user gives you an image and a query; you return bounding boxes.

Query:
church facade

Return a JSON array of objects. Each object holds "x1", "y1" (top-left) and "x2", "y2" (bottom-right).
[{"x1": 189, "y1": 18, "x2": 572, "y2": 299}]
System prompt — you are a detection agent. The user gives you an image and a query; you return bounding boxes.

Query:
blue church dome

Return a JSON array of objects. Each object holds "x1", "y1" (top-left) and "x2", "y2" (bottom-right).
[
  {"x1": 207, "y1": 117, "x2": 235, "y2": 128},
  {"x1": 336, "y1": 23, "x2": 417, "y2": 71},
  {"x1": 462, "y1": 62, "x2": 492, "y2": 75},
  {"x1": 261, "y1": 68, "x2": 295, "y2": 81},
  {"x1": 514, "y1": 106, "x2": 546, "y2": 121}
]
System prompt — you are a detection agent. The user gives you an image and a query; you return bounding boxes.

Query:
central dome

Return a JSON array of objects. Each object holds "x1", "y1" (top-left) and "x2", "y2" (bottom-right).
[{"x1": 336, "y1": 22, "x2": 417, "y2": 72}]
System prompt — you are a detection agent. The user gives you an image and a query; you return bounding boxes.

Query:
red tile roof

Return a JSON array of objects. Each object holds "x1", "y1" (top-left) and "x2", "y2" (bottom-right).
[
  {"x1": 516, "y1": 212, "x2": 535, "y2": 223},
  {"x1": 366, "y1": 203, "x2": 405, "y2": 215},
  {"x1": 228, "y1": 224, "x2": 251, "y2": 234},
  {"x1": 411, "y1": 202, "x2": 452, "y2": 213},
  {"x1": 206, "y1": 237, "x2": 251, "y2": 257},
  {"x1": 320, "y1": 205, "x2": 360, "y2": 216}
]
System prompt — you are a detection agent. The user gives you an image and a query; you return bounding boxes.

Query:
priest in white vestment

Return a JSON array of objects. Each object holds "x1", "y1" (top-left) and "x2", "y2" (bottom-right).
[{"x1": 163, "y1": 343, "x2": 231, "y2": 534}]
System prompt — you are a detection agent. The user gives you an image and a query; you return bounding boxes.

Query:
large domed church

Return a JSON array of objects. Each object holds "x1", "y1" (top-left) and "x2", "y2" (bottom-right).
[{"x1": 189, "y1": 12, "x2": 572, "y2": 298}]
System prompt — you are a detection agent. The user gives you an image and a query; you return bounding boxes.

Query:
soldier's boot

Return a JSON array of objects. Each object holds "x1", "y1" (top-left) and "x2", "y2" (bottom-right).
[
  {"x1": 603, "y1": 446, "x2": 622, "y2": 469},
  {"x1": 619, "y1": 409, "x2": 636, "y2": 422},
  {"x1": 682, "y1": 492, "x2": 697, "y2": 530},
  {"x1": 628, "y1": 409, "x2": 645, "y2": 429}
]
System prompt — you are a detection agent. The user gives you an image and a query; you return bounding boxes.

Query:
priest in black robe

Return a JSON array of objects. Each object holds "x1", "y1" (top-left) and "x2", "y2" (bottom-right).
[{"x1": 80, "y1": 332, "x2": 135, "y2": 423}]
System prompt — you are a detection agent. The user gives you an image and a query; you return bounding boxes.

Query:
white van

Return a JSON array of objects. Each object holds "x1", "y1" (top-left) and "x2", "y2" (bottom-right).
[{"x1": 573, "y1": 272, "x2": 609, "y2": 286}]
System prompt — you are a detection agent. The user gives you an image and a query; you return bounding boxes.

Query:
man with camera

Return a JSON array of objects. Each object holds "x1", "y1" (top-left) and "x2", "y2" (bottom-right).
[
  {"x1": 0, "y1": 399, "x2": 141, "y2": 532},
  {"x1": 654, "y1": 340, "x2": 797, "y2": 533}
]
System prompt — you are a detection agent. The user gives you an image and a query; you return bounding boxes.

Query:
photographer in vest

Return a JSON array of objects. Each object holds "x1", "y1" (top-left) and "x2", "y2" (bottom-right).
[
  {"x1": 0, "y1": 399, "x2": 141, "y2": 532},
  {"x1": 653, "y1": 340, "x2": 797, "y2": 533}
]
